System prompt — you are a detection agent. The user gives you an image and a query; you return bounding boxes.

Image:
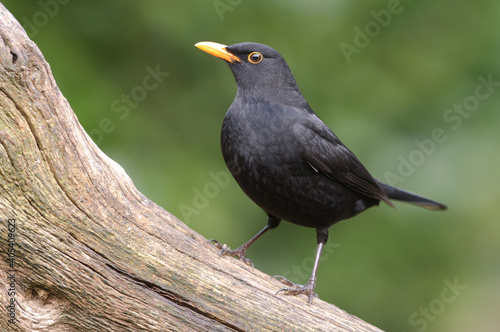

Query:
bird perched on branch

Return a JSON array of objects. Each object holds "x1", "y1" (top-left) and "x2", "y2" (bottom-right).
[{"x1": 195, "y1": 41, "x2": 446, "y2": 304}]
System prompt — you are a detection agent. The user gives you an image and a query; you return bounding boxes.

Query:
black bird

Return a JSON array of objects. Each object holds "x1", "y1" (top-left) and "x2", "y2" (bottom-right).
[{"x1": 195, "y1": 41, "x2": 446, "y2": 304}]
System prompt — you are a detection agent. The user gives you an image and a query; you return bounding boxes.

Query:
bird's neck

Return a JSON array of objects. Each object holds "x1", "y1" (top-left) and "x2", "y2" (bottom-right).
[{"x1": 235, "y1": 86, "x2": 311, "y2": 111}]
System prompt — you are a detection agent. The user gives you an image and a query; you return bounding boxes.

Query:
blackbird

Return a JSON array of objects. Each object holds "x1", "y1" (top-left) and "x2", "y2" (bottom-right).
[{"x1": 195, "y1": 41, "x2": 446, "y2": 304}]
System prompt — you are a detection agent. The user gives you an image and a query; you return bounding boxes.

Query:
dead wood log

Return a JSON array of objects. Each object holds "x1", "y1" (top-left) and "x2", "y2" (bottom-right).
[{"x1": 0, "y1": 4, "x2": 383, "y2": 331}]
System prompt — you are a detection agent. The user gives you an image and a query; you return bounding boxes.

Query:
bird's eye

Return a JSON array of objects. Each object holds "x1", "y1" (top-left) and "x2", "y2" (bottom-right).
[{"x1": 248, "y1": 52, "x2": 263, "y2": 64}]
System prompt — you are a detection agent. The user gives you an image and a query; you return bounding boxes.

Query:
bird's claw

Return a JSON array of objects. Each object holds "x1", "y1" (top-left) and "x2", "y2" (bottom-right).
[
  {"x1": 207, "y1": 239, "x2": 254, "y2": 268},
  {"x1": 273, "y1": 275, "x2": 318, "y2": 304},
  {"x1": 207, "y1": 239, "x2": 223, "y2": 250}
]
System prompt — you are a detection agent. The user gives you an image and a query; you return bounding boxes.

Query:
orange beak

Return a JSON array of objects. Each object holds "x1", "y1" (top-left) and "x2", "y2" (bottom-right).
[{"x1": 195, "y1": 41, "x2": 241, "y2": 63}]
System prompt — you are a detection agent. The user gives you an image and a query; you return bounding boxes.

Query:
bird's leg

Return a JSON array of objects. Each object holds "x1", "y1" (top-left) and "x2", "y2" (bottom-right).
[
  {"x1": 209, "y1": 226, "x2": 269, "y2": 267},
  {"x1": 274, "y1": 227, "x2": 328, "y2": 304},
  {"x1": 209, "y1": 215, "x2": 280, "y2": 267}
]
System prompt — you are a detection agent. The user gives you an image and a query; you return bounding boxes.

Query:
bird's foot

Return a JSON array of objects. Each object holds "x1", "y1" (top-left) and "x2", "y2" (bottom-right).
[
  {"x1": 207, "y1": 239, "x2": 254, "y2": 267},
  {"x1": 273, "y1": 275, "x2": 318, "y2": 304}
]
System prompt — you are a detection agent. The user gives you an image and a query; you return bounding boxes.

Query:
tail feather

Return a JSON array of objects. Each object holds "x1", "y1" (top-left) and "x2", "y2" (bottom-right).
[{"x1": 376, "y1": 180, "x2": 447, "y2": 211}]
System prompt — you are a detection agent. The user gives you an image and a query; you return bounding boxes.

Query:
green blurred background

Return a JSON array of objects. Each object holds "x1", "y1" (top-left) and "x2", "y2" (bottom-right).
[{"x1": 4, "y1": 1, "x2": 499, "y2": 331}]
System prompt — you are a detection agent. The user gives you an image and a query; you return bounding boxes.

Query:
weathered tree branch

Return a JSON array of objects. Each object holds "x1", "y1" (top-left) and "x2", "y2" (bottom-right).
[{"x1": 0, "y1": 5, "x2": 383, "y2": 331}]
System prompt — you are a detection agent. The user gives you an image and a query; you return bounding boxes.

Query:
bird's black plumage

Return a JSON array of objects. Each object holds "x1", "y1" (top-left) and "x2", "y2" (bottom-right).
[{"x1": 195, "y1": 41, "x2": 446, "y2": 304}]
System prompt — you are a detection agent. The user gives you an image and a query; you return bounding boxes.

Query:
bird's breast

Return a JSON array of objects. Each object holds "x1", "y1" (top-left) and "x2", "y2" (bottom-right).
[{"x1": 221, "y1": 103, "x2": 298, "y2": 173}]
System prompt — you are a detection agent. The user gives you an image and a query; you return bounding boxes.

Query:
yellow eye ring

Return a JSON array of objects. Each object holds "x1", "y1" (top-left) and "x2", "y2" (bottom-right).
[{"x1": 248, "y1": 52, "x2": 263, "y2": 64}]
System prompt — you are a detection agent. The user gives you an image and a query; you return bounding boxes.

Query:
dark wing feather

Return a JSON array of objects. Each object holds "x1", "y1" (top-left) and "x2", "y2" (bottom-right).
[{"x1": 294, "y1": 115, "x2": 394, "y2": 207}]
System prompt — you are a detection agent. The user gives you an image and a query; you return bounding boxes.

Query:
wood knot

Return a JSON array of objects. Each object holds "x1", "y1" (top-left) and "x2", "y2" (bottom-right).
[
  {"x1": 27, "y1": 287, "x2": 53, "y2": 302},
  {"x1": 20, "y1": 286, "x2": 67, "y2": 329}
]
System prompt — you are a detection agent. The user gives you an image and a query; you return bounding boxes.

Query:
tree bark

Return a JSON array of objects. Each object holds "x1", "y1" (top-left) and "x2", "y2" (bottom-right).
[{"x1": 0, "y1": 5, "x2": 383, "y2": 331}]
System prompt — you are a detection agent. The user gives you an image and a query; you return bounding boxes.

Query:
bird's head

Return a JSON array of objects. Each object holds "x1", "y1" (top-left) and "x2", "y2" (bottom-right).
[{"x1": 195, "y1": 41, "x2": 304, "y2": 103}]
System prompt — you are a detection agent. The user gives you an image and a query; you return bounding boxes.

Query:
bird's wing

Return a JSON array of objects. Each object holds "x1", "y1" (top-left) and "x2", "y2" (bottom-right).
[{"x1": 293, "y1": 115, "x2": 394, "y2": 207}]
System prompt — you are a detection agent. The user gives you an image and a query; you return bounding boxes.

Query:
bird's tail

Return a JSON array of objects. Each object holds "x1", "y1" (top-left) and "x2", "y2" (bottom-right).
[{"x1": 376, "y1": 180, "x2": 447, "y2": 211}]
